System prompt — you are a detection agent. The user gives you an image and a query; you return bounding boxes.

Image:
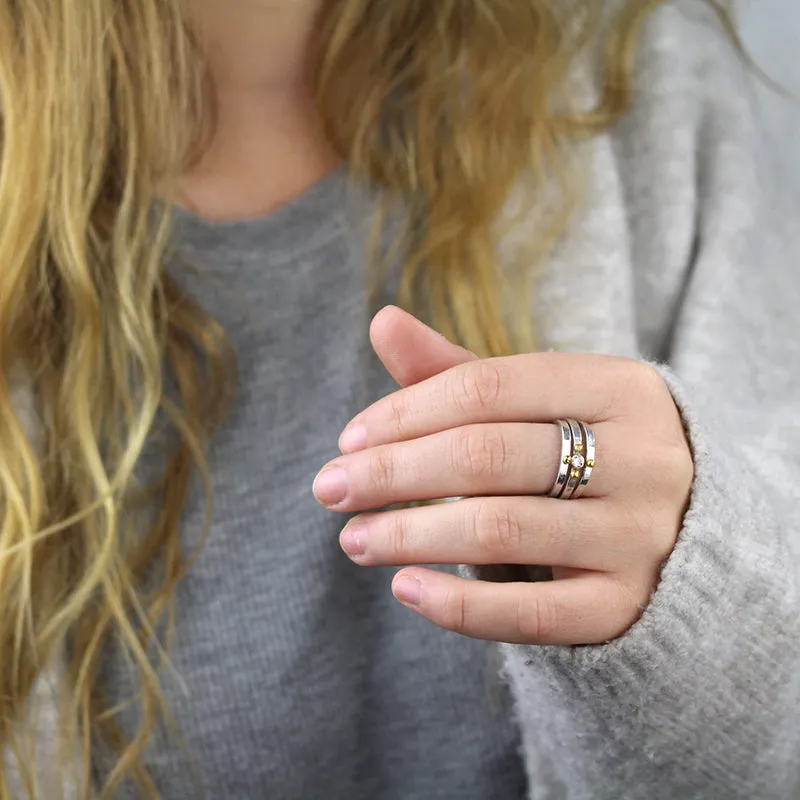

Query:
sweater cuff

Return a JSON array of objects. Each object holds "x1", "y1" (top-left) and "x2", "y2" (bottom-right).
[{"x1": 495, "y1": 364, "x2": 799, "y2": 787}]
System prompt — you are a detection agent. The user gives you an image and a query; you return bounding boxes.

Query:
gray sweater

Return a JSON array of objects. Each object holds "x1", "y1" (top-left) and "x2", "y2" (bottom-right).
[{"x1": 12, "y1": 3, "x2": 800, "y2": 798}]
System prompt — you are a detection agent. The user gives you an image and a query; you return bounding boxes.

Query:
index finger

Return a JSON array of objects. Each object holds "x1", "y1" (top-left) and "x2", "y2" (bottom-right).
[{"x1": 340, "y1": 352, "x2": 632, "y2": 453}]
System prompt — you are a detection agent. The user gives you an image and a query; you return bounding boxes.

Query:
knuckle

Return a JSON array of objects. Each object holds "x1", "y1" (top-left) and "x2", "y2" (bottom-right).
[
  {"x1": 370, "y1": 449, "x2": 396, "y2": 495},
  {"x1": 648, "y1": 438, "x2": 694, "y2": 498},
  {"x1": 473, "y1": 500, "x2": 524, "y2": 555},
  {"x1": 386, "y1": 512, "x2": 409, "y2": 558},
  {"x1": 453, "y1": 426, "x2": 510, "y2": 481},
  {"x1": 609, "y1": 576, "x2": 646, "y2": 623},
  {"x1": 614, "y1": 499, "x2": 675, "y2": 565},
  {"x1": 667, "y1": 441, "x2": 694, "y2": 495},
  {"x1": 639, "y1": 361, "x2": 669, "y2": 395},
  {"x1": 454, "y1": 362, "x2": 503, "y2": 415},
  {"x1": 518, "y1": 591, "x2": 559, "y2": 643},
  {"x1": 387, "y1": 393, "x2": 409, "y2": 439},
  {"x1": 441, "y1": 588, "x2": 469, "y2": 635},
  {"x1": 626, "y1": 360, "x2": 664, "y2": 396},
  {"x1": 608, "y1": 360, "x2": 664, "y2": 418}
]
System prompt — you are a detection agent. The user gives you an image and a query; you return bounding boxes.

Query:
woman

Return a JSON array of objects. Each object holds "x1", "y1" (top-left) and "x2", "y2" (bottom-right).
[{"x1": 1, "y1": 0, "x2": 797, "y2": 797}]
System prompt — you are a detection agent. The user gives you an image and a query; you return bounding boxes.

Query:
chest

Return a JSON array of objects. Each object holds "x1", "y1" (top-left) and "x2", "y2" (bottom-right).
[{"x1": 95, "y1": 150, "x2": 663, "y2": 795}]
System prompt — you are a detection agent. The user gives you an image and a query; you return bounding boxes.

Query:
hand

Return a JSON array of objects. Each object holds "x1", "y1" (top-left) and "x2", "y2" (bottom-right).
[{"x1": 313, "y1": 307, "x2": 694, "y2": 646}]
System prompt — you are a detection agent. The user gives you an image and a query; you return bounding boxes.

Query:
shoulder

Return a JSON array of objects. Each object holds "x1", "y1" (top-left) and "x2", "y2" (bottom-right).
[
  {"x1": 567, "y1": 1, "x2": 759, "y2": 203},
  {"x1": 600, "y1": 0, "x2": 766, "y2": 212},
  {"x1": 631, "y1": 0, "x2": 741, "y2": 69},
  {"x1": 623, "y1": 1, "x2": 760, "y2": 147},
  {"x1": 616, "y1": 1, "x2": 754, "y2": 133}
]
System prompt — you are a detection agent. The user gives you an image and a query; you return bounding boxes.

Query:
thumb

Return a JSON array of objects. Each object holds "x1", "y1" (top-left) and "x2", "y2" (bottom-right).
[{"x1": 369, "y1": 306, "x2": 477, "y2": 388}]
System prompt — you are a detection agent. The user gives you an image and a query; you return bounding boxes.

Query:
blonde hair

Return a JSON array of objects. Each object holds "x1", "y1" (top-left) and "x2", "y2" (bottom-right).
[{"x1": 0, "y1": 0, "x2": 728, "y2": 795}]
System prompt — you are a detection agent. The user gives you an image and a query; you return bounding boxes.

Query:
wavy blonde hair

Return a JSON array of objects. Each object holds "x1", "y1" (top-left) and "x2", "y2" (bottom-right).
[{"x1": 0, "y1": 0, "x2": 731, "y2": 796}]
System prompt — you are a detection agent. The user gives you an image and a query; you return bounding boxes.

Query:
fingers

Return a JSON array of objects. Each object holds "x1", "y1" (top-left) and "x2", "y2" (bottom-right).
[
  {"x1": 390, "y1": 568, "x2": 644, "y2": 645},
  {"x1": 369, "y1": 305, "x2": 477, "y2": 388},
  {"x1": 339, "y1": 496, "x2": 641, "y2": 572},
  {"x1": 316, "y1": 421, "x2": 618, "y2": 512},
  {"x1": 339, "y1": 353, "x2": 651, "y2": 454}
]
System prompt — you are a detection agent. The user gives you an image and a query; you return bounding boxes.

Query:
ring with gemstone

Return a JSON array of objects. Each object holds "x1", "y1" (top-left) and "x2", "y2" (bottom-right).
[
  {"x1": 549, "y1": 418, "x2": 596, "y2": 500},
  {"x1": 570, "y1": 421, "x2": 596, "y2": 499},
  {"x1": 548, "y1": 420, "x2": 573, "y2": 498}
]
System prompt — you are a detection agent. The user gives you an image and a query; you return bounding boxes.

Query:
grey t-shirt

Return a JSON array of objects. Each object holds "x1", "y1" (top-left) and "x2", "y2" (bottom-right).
[
  {"x1": 97, "y1": 169, "x2": 527, "y2": 799},
  {"x1": 87, "y1": 5, "x2": 800, "y2": 799}
]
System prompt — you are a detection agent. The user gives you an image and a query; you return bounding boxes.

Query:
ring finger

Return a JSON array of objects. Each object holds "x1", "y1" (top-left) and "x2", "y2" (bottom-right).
[{"x1": 314, "y1": 421, "x2": 614, "y2": 512}]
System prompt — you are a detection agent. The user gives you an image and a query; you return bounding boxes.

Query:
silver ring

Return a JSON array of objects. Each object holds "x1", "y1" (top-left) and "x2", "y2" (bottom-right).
[
  {"x1": 570, "y1": 422, "x2": 595, "y2": 500},
  {"x1": 561, "y1": 419, "x2": 585, "y2": 499},
  {"x1": 548, "y1": 418, "x2": 596, "y2": 500},
  {"x1": 548, "y1": 420, "x2": 572, "y2": 498}
]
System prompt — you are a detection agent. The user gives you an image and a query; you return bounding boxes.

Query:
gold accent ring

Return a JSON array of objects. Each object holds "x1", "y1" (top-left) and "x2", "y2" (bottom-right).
[{"x1": 548, "y1": 419, "x2": 596, "y2": 500}]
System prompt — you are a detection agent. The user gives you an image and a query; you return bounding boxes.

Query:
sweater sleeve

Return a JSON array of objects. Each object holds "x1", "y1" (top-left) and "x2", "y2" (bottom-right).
[{"x1": 502, "y1": 7, "x2": 800, "y2": 800}]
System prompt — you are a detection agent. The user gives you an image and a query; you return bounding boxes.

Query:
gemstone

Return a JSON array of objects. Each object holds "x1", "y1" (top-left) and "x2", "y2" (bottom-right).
[{"x1": 571, "y1": 454, "x2": 585, "y2": 470}]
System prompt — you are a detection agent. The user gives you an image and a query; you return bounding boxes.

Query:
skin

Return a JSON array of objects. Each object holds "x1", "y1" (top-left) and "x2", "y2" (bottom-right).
[
  {"x1": 181, "y1": 0, "x2": 339, "y2": 221},
  {"x1": 185, "y1": 2, "x2": 695, "y2": 647},
  {"x1": 314, "y1": 307, "x2": 694, "y2": 646}
]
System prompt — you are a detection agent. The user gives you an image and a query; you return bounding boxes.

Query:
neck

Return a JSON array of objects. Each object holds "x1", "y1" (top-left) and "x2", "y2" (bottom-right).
[
  {"x1": 191, "y1": 0, "x2": 323, "y2": 95},
  {"x1": 179, "y1": 0, "x2": 341, "y2": 221}
]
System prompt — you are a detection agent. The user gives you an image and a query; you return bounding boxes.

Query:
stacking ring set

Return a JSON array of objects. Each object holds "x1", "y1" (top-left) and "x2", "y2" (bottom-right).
[{"x1": 549, "y1": 419, "x2": 596, "y2": 500}]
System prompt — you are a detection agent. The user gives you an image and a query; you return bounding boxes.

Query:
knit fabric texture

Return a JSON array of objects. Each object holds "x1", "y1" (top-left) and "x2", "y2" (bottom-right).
[{"x1": 9, "y1": 3, "x2": 800, "y2": 798}]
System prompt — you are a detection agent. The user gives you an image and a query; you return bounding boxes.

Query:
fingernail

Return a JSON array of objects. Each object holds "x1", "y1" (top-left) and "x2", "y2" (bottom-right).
[
  {"x1": 313, "y1": 467, "x2": 348, "y2": 507},
  {"x1": 393, "y1": 575, "x2": 422, "y2": 607},
  {"x1": 340, "y1": 520, "x2": 367, "y2": 558},
  {"x1": 339, "y1": 424, "x2": 367, "y2": 454}
]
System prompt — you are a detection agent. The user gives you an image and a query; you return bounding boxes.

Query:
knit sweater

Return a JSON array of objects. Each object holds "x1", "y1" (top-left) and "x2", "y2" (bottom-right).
[{"x1": 9, "y1": 2, "x2": 800, "y2": 798}]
